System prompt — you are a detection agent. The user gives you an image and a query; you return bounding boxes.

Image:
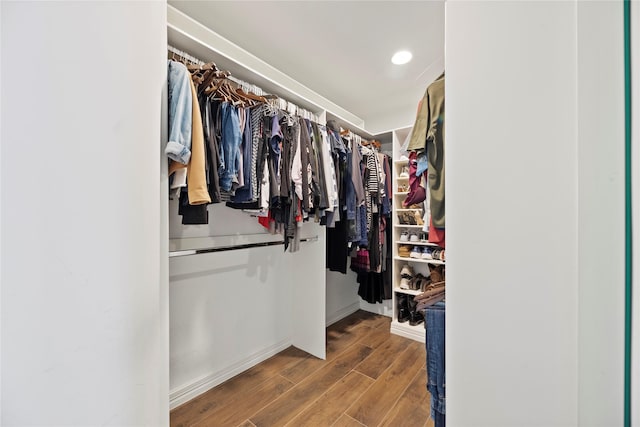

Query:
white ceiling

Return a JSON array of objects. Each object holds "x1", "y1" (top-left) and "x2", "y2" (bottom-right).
[{"x1": 168, "y1": 1, "x2": 444, "y2": 134}]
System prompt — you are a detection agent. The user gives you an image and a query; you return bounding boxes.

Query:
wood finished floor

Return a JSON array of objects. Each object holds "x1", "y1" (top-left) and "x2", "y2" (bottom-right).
[{"x1": 170, "y1": 310, "x2": 433, "y2": 427}]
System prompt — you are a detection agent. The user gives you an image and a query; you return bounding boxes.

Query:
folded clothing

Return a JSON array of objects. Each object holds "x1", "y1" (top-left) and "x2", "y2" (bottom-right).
[{"x1": 398, "y1": 245, "x2": 412, "y2": 258}]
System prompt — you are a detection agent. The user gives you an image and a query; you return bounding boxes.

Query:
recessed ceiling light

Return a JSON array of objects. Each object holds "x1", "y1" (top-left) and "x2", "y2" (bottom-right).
[{"x1": 391, "y1": 50, "x2": 412, "y2": 65}]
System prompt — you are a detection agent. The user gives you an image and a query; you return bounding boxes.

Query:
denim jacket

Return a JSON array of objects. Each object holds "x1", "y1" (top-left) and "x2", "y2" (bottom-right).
[{"x1": 166, "y1": 60, "x2": 192, "y2": 164}]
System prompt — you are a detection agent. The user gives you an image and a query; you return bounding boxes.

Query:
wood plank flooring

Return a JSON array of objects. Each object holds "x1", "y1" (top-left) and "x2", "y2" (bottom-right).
[{"x1": 170, "y1": 310, "x2": 432, "y2": 427}]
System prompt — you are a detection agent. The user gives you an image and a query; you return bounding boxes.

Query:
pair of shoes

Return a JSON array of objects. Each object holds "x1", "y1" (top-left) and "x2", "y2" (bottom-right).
[
  {"x1": 398, "y1": 292, "x2": 425, "y2": 325},
  {"x1": 408, "y1": 273, "x2": 428, "y2": 291},
  {"x1": 410, "y1": 246, "x2": 433, "y2": 259},
  {"x1": 397, "y1": 183, "x2": 409, "y2": 192},
  {"x1": 399, "y1": 231, "x2": 409, "y2": 242},
  {"x1": 398, "y1": 212, "x2": 417, "y2": 225},
  {"x1": 400, "y1": 264, "x2": 414, "y2": 278},
  {"x1": 419, "y1": 232, "x2": 428, "y2": 242},
  {"x1": 399, "y1": 166, "x2": 410, "y2": 178},
  {"x1": 432, "y1": 249, "x2": 445, "y2": 261},
  {"x1": 399, "y1": 264, "x2": 414, "y2": 289},
  {"x1": 409, "y1": 234, "x2": 419, "y2": 242}
]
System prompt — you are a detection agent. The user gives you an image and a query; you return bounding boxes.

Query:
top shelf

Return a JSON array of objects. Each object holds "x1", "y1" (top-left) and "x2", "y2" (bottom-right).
[{"x1": 394, "y1": 159, "x2": 409, "y2": 165}]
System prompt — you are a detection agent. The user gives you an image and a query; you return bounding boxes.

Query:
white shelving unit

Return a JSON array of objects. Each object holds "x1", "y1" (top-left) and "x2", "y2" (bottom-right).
[{"x1": 390, "y1": 127, "x2": 445, "y2": 343}]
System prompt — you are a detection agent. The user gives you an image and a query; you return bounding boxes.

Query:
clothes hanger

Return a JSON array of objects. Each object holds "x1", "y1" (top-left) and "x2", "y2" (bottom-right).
[
  {"x1": 198, "y1": 68, "x2": 227, "y2": 95},
  {"x1": 235, "y1": 87, "x2": 266, "y2": 105}
]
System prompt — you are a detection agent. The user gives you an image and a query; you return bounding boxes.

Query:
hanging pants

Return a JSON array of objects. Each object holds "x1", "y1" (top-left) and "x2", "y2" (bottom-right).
[{"x1": 425, "y1": 303, "x2": 446, "y2": 426}]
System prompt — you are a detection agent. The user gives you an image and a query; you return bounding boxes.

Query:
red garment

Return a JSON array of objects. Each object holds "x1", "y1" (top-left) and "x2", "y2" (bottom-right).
[
  {"x1": 428, "y1": 216, "x2": 445, "y2": 248},
  {"x1": 258, "y1": 210, "x2": 273, "y2": 229},
  {"x1": 403, "y1": 151, "x2": 426, "y2": 207}
]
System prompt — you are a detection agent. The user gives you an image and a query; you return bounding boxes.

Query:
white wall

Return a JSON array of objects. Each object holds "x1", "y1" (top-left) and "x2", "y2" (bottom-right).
[
  {"x1": 326, "y1": 270, "x2": 361, "y2": 325},
  {"x1": 169, "y1": 245, "x2": 295, "y2": 407},
  {"x1": 1, "y1": 2, "x2": 168, "y2": 426},
  {"x1": 576, "y1": 2, "x2": 625, "y2": 425},
  {"x1": 168, "y1": 199, "x2": 327, "y2": 408},
  {"x1": 446, "y1": 1, "x2": 625, "y2": 426}
]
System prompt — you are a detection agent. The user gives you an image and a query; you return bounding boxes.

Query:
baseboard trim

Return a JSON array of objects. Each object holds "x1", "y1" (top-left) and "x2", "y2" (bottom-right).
[
  {"x1": 359, "y1": 300, "x2": 393, "y2": 317},
  {"x1": 390, "y1": 321, "x2": 426, "y2": 343},
  {"x1": 326, "y1": 302, "x2": 361, "y2": 326},
  {"x1": 169, "y1": 338, "x2": 292, "y2": 409}
]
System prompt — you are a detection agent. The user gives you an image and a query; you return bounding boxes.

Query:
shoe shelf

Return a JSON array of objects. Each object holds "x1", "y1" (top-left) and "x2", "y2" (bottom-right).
[
  {"x1": 394, "y1": 287, "x2": 422, "y2": 296},
  {"x1": 394, "y1": 256, "x2": 445, "y2": 265},
  {"x1": 392, "y1": 127, "x2": 431, "y2": 344},
  {"x1": 396, "y1": 240, "x2": 439, "y2": 247}
]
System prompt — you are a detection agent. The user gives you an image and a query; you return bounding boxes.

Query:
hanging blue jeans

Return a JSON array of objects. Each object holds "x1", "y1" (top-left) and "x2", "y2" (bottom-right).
[
  {"x1": 425, "y1": 303, "x2": 446, "y2": 426},
  {"x1": 219, "y1": 102, "x2": 241, "y2": 191}
]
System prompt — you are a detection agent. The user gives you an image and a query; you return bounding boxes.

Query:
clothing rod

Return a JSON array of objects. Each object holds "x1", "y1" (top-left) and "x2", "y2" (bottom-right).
[
  {"x1": 167, "y1": 44, "x2": 320, "y2": 123},
  {"x1": 168, "y1": 236, "x2": 319, "y2": 258}
]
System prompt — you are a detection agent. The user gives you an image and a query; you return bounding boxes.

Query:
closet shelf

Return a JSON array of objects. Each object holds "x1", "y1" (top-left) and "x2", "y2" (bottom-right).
[
  {"x1": 394, "y1": 192, "x2": 409, "y2": 196},
  {"x1": 396, "y1": 208, "x2": 422, "y2": 212},
  {"x1": 395, "y1": 241, "x2": 439, "y2": 247},
  {"x1": 394, "y1": 287, "x2": 422, "y2": 296},
  {"x1": 394, "y1": 224, "x2": 424, "y2": 228},
  {"x1": 394, "y1": 159, "x2": 409, "y2": 165},
  {"x1": 396, "y1": 176, "x2": 409, "y2": 181},
  {"x1": 393, "y1": 256, "x2": 445, "y2": 265}
]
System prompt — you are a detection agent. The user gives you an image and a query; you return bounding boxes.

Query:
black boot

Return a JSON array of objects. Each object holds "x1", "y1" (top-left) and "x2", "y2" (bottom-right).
[
  {"x1": 397, "y1": 294, "x2": 410, "y2": 323},
  {"x1": 408, "y1": 297, "x2": 424, "y2": 326}
]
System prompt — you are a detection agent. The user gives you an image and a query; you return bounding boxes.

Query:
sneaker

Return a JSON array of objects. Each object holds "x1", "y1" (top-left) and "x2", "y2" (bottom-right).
[
  {"x1": 400, "y1": 277, "x2": 410, "y2": 289},
  {"x1": 410, "y1": 246, "x2": 422, "y2": 259},
  {"x1": 422, "y1": 247, "x2": 434, "y2": 260},
  {"x1": 400, "y1": 264, "x2": 414, "y2": 278},
  {"x1": 419, "y1": 232, "x2": 428, "y2": 242},
  {"x1": 399, "y1": 231, "x2": 409, "y2": 242},
  {"x1": 409, "y1": 234, "x2": 419, "y2": 242}
]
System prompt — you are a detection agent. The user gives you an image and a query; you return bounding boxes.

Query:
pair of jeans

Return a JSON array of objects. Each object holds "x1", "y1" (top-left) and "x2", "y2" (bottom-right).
[
  {"x1": 233, "y1": 106, "x2": 254, "y2": 203},
  {"x1": 425, "y1": 303, "x2": 445, "y2": 423},
  {"x1": 166, "y1": 60, "x2": 193, "y2": 164},
  {"x1": 219, "y1": 102, "x2": 241, "y2": 191},
  {"x1": 345, "y1": 151, "x2": 356, "y2": 220}
]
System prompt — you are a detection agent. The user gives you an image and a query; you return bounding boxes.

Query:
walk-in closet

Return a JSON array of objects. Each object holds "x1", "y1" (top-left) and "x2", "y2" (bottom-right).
[{"x1": 166, "y1": 2, "x2": 446, "y2": 425}]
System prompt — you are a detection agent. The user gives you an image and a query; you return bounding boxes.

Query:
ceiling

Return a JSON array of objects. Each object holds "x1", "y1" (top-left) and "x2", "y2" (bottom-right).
[{"x1": 168, "y1": 1, "x2": 445, "y2": 135}]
